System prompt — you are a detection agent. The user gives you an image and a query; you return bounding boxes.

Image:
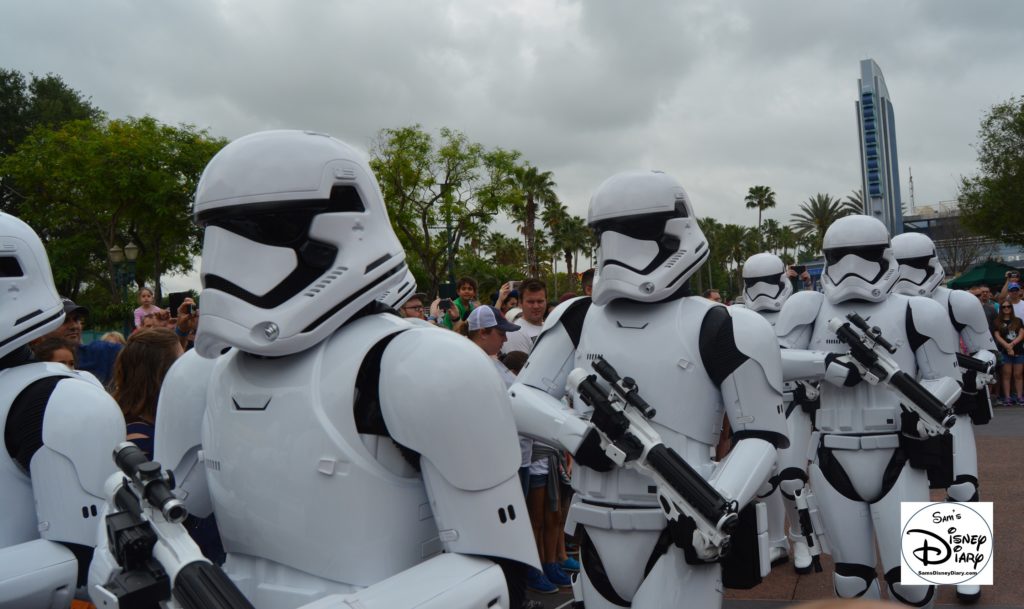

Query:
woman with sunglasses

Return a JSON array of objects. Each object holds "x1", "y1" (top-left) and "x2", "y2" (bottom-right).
[{"x1": 995, "y1": 301, "x2": 1024, "y2": 405}]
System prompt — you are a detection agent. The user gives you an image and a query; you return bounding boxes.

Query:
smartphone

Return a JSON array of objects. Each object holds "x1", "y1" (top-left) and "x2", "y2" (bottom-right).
[
  {"x1": 439, "y1": 298, "x2": 453, "y2": 311},
  {"x1": 1010, "y1": 271, "x2": 1020, "y2": 279},
  {"x1": 168, "y1": 291, "x2": 190, "y2": 314},
  {"x1": 187, "y1": 304, "x2": 196, "y2": 316},
  {"x1": 509, "y1": 280, "x2": 522, "y2": 291},
  {"x1": 793, "y1": 265, "x2": 806, "y2": 274}
]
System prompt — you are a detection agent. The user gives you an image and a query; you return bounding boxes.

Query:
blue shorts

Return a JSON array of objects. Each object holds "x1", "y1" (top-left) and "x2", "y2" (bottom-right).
[
  {"x1": 529, "y1": 474, "x2": 549, "y2": 490},
  {"x1": 1003, "y1": 353, "x2": 1024, "y2": 365}
]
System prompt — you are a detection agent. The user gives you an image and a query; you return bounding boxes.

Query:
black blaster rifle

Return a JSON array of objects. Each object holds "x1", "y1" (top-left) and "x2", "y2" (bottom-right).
[
  {"x1": 568, "y1": 357, "x2": 739, "y2": 561},
  {"x1": 827, "y1": 313, "x2": 956, "y2": 436},
  {"x1": 93, "y1": 443, "x2": 253, "y2": 609}
]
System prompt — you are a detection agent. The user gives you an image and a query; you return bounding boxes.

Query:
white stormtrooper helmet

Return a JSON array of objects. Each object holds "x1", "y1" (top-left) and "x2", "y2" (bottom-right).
[
  {"x1": 741, "y1": 252, "x2": 793, "y2": 312},
  {"x1": 587, "y1": 170, "x2": 708, "y2": 306},
  {"x1": 377, "y1": 268, "x2": 417, "y2": 309},
  {"x1": 891, "y1": 232, "x2": 945, "y2": 297},
  {"x1": 821, "y1": 215, "x2": 898, "y2": 304},
  {"x1": 193, "y1": 130, "x2": 407, "y2": 358},
  {"x1": 0, "y1": 212, "x2": 64, "y2": 358}
]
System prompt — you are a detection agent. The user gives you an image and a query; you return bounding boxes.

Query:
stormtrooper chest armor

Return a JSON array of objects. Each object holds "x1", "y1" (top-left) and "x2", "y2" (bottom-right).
[
  {"x1": 808, "y1": 296, "x2": 919, "y2": 435},
  {"x1": 571, "y1": 297, "x2": 725, "y2": 505},
  {"x1": 202, "y1": 314, "x2": 440, "y2": 588}
]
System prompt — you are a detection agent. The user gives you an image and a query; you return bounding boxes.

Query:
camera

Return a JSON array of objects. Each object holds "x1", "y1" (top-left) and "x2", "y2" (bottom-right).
[
  {"x1": 1009, "y1": 271, "x2": 1020, "y2": 279},
  {"x1": 439, "y1": 298, "x2": 453, "y2": 311},
  {"x1": 793, "y1": 265, "x2": 806, "y2": 274}
]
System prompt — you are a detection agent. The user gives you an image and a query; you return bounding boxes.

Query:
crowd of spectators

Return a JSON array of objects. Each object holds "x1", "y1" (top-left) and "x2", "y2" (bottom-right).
[{"x1": 978, "y1": 270, "x2": 1024, "y2": 406}]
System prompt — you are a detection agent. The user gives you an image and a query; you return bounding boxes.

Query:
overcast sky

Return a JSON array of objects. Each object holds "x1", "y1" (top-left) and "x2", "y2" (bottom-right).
[{"x1": 4, "y1": 0, "x2": 1021, "y2": 292}]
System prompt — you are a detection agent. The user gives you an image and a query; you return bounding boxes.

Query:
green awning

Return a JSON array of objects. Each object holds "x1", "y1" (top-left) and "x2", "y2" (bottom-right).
[{"x1": 947, "y1": 260, "x2": 1020, "y2": 290}]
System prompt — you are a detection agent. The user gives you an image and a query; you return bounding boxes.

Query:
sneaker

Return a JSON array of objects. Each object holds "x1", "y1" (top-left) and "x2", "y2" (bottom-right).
[
  {"x1": 559, "y1": 556, "x2": 581, "y2": 573},
  {"x1": 525, "y1": 567, "x2": 558, "y2": 594},
  {"x1": 543, "y1": 562, "x2": 573, "y2": 588}
]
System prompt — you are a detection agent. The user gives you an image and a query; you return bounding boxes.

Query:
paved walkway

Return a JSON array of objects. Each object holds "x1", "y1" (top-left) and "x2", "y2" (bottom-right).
[{"x1": 528, "y1": 406, "x2": 1024, "y2": 608}]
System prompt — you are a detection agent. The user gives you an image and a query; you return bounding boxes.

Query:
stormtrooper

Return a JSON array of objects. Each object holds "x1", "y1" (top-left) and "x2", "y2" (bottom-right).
[
  {"x1": 774, "y1": 215, "x2": 962, "y2": 607},
  {"x1": 734, "y1": 253, "x2": 816, "y2": 574},
  {"x1": 91, "y1": 130, "x2": 538, "y2": 609},
  {"x1": 0, "y1": 212, "x2": 126, "y2": 608},
  {"x1": 892, "y1": 231, "x2": 996, "y2": 604},
  {"x1": 508, "y1": 170, "x2": 789, "y2": 609}
]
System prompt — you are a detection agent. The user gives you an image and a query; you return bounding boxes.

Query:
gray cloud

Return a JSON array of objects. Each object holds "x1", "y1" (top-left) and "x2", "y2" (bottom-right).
[{"x1": 4, "y1": 0, "x2": 1022, "y2": 258}]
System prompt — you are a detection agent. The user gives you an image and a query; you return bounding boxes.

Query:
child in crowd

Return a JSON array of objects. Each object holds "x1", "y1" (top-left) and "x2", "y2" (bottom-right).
[{"x1": 133, "y1": 287, "x2": 161, "y2": 328}]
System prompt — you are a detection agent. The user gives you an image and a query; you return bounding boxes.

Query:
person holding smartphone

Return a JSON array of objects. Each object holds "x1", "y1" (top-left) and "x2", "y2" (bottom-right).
[
  {"x1": 495, "y1": 281, "x2": 520, "y2": 315},
  {"x1": 787, "y1": 265, "x2": 813, "y2": 291},
  {"x1": 996, "y1": 269, "x2": 1023, "y2": 305}
]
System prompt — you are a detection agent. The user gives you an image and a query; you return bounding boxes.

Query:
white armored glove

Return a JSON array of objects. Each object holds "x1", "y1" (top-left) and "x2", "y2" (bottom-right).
[{"x1": 823, "y1": 353, "x2": 862, "y2": 388}]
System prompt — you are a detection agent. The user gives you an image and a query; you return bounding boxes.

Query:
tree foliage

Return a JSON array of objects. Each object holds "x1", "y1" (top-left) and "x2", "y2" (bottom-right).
[
  {"x1": 744, "y1": 185, "x2": 776, "y2": 247},
  {"x1": 508, "y1": 164, "x2": 558, "y2": 279},
  {"x1": 370, "y1": 124, "x2": 522, "y2": 296},
  {"x1": 1, "y1": 116, "x2": 226, "y2": 322},
  {"x1": 959, "y1": 96, "x2": 1024, "y2": 246},
  {"x1": 1, "y1": 68, "x2": 104, "y2": 212},
  {"x1": 790, "y1": 193, "x2": 849, "y2": 256}
]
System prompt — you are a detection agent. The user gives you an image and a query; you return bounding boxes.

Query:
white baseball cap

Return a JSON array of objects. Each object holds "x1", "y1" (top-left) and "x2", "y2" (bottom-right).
[{"x1": 467, "y1": 305, "x2": 520, "y2": 332}]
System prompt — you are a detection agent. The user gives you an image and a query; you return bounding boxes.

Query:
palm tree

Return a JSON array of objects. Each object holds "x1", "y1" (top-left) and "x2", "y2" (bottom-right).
[
  {"x1": 510, "y1": 164, "x2": 557, "y2": 278},
  {"x1": 842, "y1": 189, "x2": 864, "y2": 215},
  {"x1": 483, "y1": 231, "x2": 525, "y2": 270},
  {"x1": 761, "y1": 218, "x2": 782, "y2": 254},
  {"x1": 776, "y1": 225, "x2": 799, "y2": 262},
  {"x1": 559, "y1": 215, "x2": 590, "y2": 287},
  {"x1": 720, "y1": 223, "x2": 753, "y2": 295},
  {"x1": 790, "y1": 193, "x2": 849, "y2": 256},
  {"x1": 744, "y1": 185, "x2": 777, "y2": 246}
]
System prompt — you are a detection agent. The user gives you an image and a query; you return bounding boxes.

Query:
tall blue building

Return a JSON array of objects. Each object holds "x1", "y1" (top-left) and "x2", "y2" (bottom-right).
[{"x1": 856, "y1": 59, "x2": 903, "y2": 235}]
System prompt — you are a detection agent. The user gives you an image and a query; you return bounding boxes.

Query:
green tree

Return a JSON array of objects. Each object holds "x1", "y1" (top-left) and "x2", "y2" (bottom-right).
[
  {"x1": 744, "y1": 185, "x2": 776, "y2": 247},
  {"x1": 369, "y1": 125, "x2": 519, "y2": 296},
  {"x1": 842, "y1": 188, "x2": 864, "y2": 215},
  {"x1": 790, "y1": 193, "x2": 849, "y2": 256},
  {"x1": 1, "y1": 116, "x2": 225, "y2": 321},
  {"x1": 694, "y1": 216, "x2": 729, "y2": 294},
  {"x1": 509, "y1": 164, "x2": 557, "y2": 279},
  {"x1": 483, "y1": 231, "x2": 526, "y2": 273},
  {"x1": 959, "y1": 96, "x2": 1024, "y2": 246},
  {"x1": 1, "y1": 68, "x2": 104, "y2": 213}
]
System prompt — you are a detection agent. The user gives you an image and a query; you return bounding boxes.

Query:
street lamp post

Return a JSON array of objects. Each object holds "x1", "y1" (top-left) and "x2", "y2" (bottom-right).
[{"x1": 109, "y1": 242, "x2": 139, "y2": 335}]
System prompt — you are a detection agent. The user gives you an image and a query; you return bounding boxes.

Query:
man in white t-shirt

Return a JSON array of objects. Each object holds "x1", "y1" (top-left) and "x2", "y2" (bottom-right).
[{"x1": 502, "y1": 279, "x2": 547, "y2": 356}]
